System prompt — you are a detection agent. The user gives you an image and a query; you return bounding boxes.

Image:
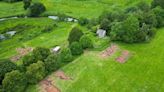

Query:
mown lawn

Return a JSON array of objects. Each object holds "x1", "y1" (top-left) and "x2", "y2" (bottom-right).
[{"x1": 30, "y1": 28, "x2": 164, "y2": 92}]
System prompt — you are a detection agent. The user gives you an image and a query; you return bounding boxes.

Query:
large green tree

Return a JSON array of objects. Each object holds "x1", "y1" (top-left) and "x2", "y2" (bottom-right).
[
  {"x1": 58, "y1": 48, "x2": 73, "y2": 64},
  {"x1": 27, "y1": 2, "x2": 46, "y2": 17},
  {"x1": 0, "y1": 60, "x2": 17, "y2": 85},
  {"x1": 26, "y1": 61, "x2": 45, "y2": 84},
  {"x1": 70, "y1": 42, "x2": 83, "y2": 55},
  {"x1": 151, "y1": 0, "x2": 164, "y2": 9},
  {"x1": 2, "y1": 70, "x2": 27, "y2": 92},
  {"x1": 44, "y1": 54, "x2": 60, "y2": 73},
  {"x1": 68, "y1": 27, "x2": 84, "y2": 44}
]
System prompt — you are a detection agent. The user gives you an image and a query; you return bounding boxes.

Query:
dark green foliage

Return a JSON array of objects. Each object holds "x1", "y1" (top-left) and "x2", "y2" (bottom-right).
[
  {"x1": 44, "y1": 54, "x2": 60, "y2": 73},
  {"x1": 70, "y1": 42, "x2": 83, "y2": 55},
  {"x1": 26, "y1": 61, "x2": 45, "y2": 84},
  {"x1": 27, "y1": 2, "x2": 46, "y2": 17},
  {"x1": 0, "y1": 60, "x2": 17, "y2": 85},
  {"x1": 152, "y1": 6, "x2": 164, "y2": 28},
  {"x1": 110, "y1": 16, "x2": 140, "y2": 43},
  {"x1": 68, "y1": 27, "x2": 84, "y2": 44},
  {"x1": 78, "y1": 17, "x2": 89, "y2": 26},
  {"x1": 140, "y1": 11, "x2": 157, "y2": 28},
  {"x1": 151, "y1": 0, "x2": 164, "y2": 9},
  {"x1": 23, "y1": 0, "x2": 31, "y2": 10},
  {"x1": 2, "y1": 70, "x2": 27, "y2": 92},
  {"x1": 22, "y1": 54, "x2": 37, "y2": 66},
  {"x1": 32, "y1": 47, "x2": 50, "y2": 61},
  {"x1": 137, "y1": 1, "x2": 150, "y2": 12},
  {"x1": 99, "y1": 18, "x2": 111, "y2": 34},
  {"x1": 99, "y1": 10, "x2": 126, "y2": 35},
  {"x1": 80, "y1": 35, "x2": 93, "y2": 49},
  {"x1": 1, "y1": 0, "x2": 22, "y2": 3},
  {"x1": 58, "y1": 48, "x2": 73, "y2": 63}
]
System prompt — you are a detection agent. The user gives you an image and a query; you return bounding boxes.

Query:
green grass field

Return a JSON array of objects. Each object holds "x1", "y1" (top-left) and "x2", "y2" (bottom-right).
[
  {"x1": 0, "y1": 0, "x2": 164, "y2": 92},
  {"x1": 25, "y1": 28, "x2": 164, "y2": 92}
]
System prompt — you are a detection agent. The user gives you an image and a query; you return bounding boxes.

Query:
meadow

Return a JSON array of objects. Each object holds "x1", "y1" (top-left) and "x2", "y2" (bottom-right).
[{"x1": 0, "y1": 0, "x2": 164, "y2": 92}]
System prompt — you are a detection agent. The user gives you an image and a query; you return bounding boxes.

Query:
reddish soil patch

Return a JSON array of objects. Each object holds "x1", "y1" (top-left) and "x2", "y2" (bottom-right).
[
  {"x1": 40, "y1": 78, "x2": 60, "y2": 92},
  {"x1": 100, "y1": 44, "x2": 118, "y2": 58},
  {"x1": 55, "y1": 70, "x2": 72, "y2": 80},
  {"x1": 10, "y1": 47, "x2": 33, "y2": 62},
  {"x1": 116, "y1": 50, "x2": 130, "y2": 63}
]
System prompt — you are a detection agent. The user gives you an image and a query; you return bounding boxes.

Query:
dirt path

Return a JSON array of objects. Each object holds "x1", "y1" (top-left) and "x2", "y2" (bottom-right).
[
  {"x1": 40, "y1": 78, "x2": 61, "y2": 92},
  {"x1": 55, "y1": 70, "x2": 72, "y2": 80},
  {"x1": 100, "y1": 44, "x2": 119, "y2": 58},
  {"x1": 10, "y1": 47, "x2": 33, "y2": 62},
  {"x1": 116, "y1": 50, "x2": 131, "y2": 63}
]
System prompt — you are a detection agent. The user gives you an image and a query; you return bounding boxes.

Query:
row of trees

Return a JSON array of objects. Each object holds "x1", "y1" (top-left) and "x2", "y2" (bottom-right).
[
  {"x1": 0, "y1": 0, "x2": 22, "y2": 3},
  {"x1": 78, "y1": 0, "x2": 163, "y2": 43},
  {"x1": 0, "y1": 27, "x2": 93, "y2": 92},
  {"x1": 100, "y1": 0, "x2": 163, "y2": 43},
  {"x1": 23, "y1": 0, "x2": 46, "y2": 17}
]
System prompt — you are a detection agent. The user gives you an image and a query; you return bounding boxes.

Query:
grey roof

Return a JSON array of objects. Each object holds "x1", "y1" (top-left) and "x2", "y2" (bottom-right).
[{"x1": 96, "y1": 29, "x2": 106, "y2": 38}]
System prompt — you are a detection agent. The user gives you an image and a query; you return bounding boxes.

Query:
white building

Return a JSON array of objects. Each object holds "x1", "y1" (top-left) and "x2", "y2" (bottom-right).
[{"x1": 96, "y1": 29, "x2": 106, "y2": 38}]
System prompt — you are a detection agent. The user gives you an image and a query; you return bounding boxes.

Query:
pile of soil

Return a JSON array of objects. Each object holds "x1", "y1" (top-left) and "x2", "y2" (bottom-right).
[
  {"x1": 55, "y1": 71, "x2": 72, "y2": 80},
  {"x1": 10, "y1": 47, "x2": 33, "y2": 62},
  {"x1": 116, "y1": 50, "x2": 130, "y2": 63},
  {"x1": 40, "y1": 78, "x2": 60, "y2": 92},
  {"x1": 100, "y1": 44, "x2": 118, "y2": 58}
]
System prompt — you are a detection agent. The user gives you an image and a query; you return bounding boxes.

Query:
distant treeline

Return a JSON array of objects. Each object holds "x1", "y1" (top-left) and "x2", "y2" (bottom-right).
[{"x1": 0, "y1": 0, "x2": 22, "y2": 3}]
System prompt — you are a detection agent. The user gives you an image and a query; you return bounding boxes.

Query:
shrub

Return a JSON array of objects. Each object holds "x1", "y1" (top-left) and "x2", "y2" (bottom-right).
[
  {"x1": 33, "y1": 47, "x2": 50, "y2": 61},
  {"x1": 26, "y1": 61, "x2": 45, "y2": 84},
  {"x1": 58, "y1": 48, "x2": 73, "y2": 64},
  {"x1": 152, "y1": 6, "x2": 164, "y2": 28},
  {"x1": 110, "y1": 16, "x2": 140, "y2": 43},
  {"x1": 44, "y1": 54, "x2": 60, "y2": 73},
  {"x1": 139, "y1": 11, "x2": 157, "y2": 28},
  {"x1": 137, "y1": 1, "x2": 150, "y2": 12},
  {"x1": 70, "y1": 42, "x2": 83, "y2": 55},
  {"x1": 78, "y1": 17, "x2": 89, "y2": 26},
  {"x1": 99, "y1": 18, "x2": 111, "y2": 33},
  {"x1": 22, "y1": 54, "x2": 37, "y2": 66},
  {"x1": 0, "y1": 59, "x2": 17, "y2": 85},
  {"x1": 80, "y1": 35, "x2": 93, "y2": 49},
  {"x1": 27, "y1": 2, "x2": 46, "y2": 17},
  {"x1": 68, "y1": 27, "x2": 84, "y2": 44},
  {"x1": 2, "y1": 70, "x2": 27, "y2": 92},
  {"x1": 23, "y1": 0, "x2": 31, "y2": 10},
  {"x1": 2, "y1": 0, "x2": 22, "y2": 3},
  {"x1": 151, "y1": 0, "x2": 164, "y2": 9}
]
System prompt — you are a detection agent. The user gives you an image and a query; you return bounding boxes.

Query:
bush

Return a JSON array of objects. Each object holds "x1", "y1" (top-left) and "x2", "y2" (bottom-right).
[
  {"x1": 26, "y1": 61, "x2": 45, "y2": 84},
  {"x1": 80, "y1": 35, "x2": 93, "y2": 49},
  {"x1": 2, "y1": 70, "x2": 27, "y2": 92},
  {"x1": 27, "y1": 2, "x2": 46, "y2": 17},
  {"x1": 99, "y1": 18, "x2": 111, "y2": 32},
  {"x1": 152, "y1": 6, "x2": 164, "y2": 28},
  {"x1": 151, "y1": 0, "x2": 164, "y2": 9},
  {"x1": 139, "y1": 11, "x2": 157, "y2": 28},
  {"x1": 110, "y1": 16, "x2": 140, "y2": 43},
  {"x1": 137, "y1": 1, "x2": 150, "y2": 12},
  {"x1": 44, "y1": 54, "x2": 60, "y2": 73},
  {"x1": 23, "y1": 0, "x2": 31, "y2": 10},
  {"x1": 0, "y1": 60, "x2": 17, "y2": 85},
  {"x1": 33, "y1": 47, "x2": 50, "y2": 61},
  {"x1": 70, "y1": 42, "x2": 83, "y2": 55},
  {"x1": 78, "y1": 17, "x2": 89, "y2": 26},
  {"x1": 2, "y1": 0, "x2": 22, "y2": 3},
  {"x1": 68, "y1": 27, "x2": 84, "y2": 44},
  {"x1": 22, "y1": 54, "x2": 37, "y2": 66},
  {"x1": 58, "y1": 48, "x2": 73, "y2": 63}
]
